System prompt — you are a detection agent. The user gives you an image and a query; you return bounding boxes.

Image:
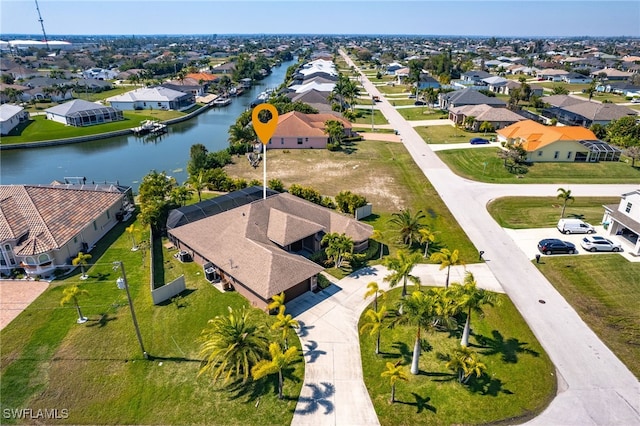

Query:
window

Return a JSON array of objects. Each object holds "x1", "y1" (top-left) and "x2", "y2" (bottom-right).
[
  {"x1": 25, "y1": 256, "x2": 36, "y2": 265},
  {"x1": 268, "y1": 139, "x2": 271, "y2": 144},
  {"x1": 38, "y1": 254, "x2": 49, "y2": 263},
  {"x1": 305, "y1": 138, "x2": 309, "y2": 142},
  {"x1": 567, "y1": 152, "x2": 572, "y2": 159},
  {"x1": 554, "y1": 151, "x2": 559, "y2": 159},
  {"x1": 626, "y1": 202, "x2": 632, "y2": 213},
  {"x1": 73, "y1": 237, "x2": 77, "y2": 244},
  {"x1": 106, "y1": 210, "x2": 110, "y2": 219},
  {"x1": 93, "y1": 221, "x2": 97, "y2": 231},
  {"x1": 297, "y1": 138, "x2": 303, "y2": 145},
  {"x1": 281, "y1": 138, "x2": 284, "y2": 145}
]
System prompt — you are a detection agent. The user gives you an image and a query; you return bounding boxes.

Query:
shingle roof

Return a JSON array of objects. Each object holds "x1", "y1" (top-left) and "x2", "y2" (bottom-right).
[
  {"x1": 44, "y1": 99, "x2": 113, "y2": 116},
  {"x1": 444, "y1": 88, "x2": 507, "y2": 107},
  {"x1": 273, "y1": 111, "x2": 351, "y2": 138},
  {"x1": 0, "y1": 104, "x2": 24, "y2": 122},
  {"x1": 106, "y1": 87, "x2": 189, "y2": 103},
  {"x1": 450, "y1": 104, "x2": 525, "y2": 122},
  {"x1": 0, "y1": 185, "x2": 124, "y2": 256}
]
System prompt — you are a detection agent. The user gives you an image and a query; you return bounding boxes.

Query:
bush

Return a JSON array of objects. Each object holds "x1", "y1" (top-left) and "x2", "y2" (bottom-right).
[
  {"x1": 310, "y1": 250, "x2": 327, "y2": 266},
  {"x1": 268, "y1": 178, "x2": 285, "y2": 192},
  {"x1": 317, "y1": 273, "x2": 332, "y2": 289}
]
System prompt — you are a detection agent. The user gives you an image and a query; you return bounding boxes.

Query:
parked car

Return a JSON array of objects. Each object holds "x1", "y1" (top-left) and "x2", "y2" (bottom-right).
[
  {"x1": 580, "y1": 236, "x2": 622, "y2": 252},
  {"x1": 557, "y1": 218, "x2": 595, "y2": 234},
  {"x1": 414, "y1": 100, "x2": 426, "y2": 106},
  {"x1": 408, "y1": 94, "x2": 416, "y2": 99},
  {"x1": 469, "y1": 137, "x2": 490, "y2": 145},
  {"x1": 538, "y1": 238, "x2": 577, "y2": 255}
]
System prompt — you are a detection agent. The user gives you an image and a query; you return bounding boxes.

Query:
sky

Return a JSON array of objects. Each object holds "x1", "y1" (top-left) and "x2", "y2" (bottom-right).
[{"x1": 0, "y1": 0, "x2": 639, "y2": 38}]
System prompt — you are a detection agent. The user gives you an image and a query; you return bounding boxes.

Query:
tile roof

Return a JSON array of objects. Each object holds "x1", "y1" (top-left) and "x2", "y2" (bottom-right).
[
  {"x1": 497, "y1": 120, "x2": 598, "y2": 151},
  {"x1": 169, "y1": 193, "x2": 373, "y2": 300},
  {"x1": 273, "y1": 111, "x2": 351, "y2": 138},
  {"x1": 0, "y1": 185, "x2": 124, "y2": 256}
]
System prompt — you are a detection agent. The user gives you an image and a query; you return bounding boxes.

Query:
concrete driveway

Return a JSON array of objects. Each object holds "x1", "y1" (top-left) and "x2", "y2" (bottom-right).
[{"x1": 0, "y1": 280, "x2": 49, "y2": 330}]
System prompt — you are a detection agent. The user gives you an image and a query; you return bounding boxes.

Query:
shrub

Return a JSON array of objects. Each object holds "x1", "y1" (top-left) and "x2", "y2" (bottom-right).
[{"x1": 268, "y1": 178, "x2": 284, "y2": 192}]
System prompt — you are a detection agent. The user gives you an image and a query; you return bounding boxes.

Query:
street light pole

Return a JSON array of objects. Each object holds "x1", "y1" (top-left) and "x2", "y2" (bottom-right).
[
  {"x1": 114, "y1": 261, "x2": 148, "y2": 359},
  {"x1": 371, "y1": 96, "x2": 374, "y2": 132}
]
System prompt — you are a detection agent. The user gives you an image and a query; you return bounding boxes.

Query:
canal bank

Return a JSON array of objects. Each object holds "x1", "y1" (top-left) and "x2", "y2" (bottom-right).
[{"x1": 0, "y1": 59, "x2": 295, "y2": 189}]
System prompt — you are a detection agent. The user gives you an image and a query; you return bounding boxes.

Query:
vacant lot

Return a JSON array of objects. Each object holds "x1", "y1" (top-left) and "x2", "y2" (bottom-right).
[
  {"x1": 397, "y1": 108, "x2": 448, "y2": 121},
  {"x1": 414, "y1": 125, "x2": 494, "y2": 144}
]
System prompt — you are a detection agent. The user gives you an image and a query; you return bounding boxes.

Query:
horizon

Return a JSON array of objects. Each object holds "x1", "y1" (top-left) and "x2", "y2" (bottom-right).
[{"x1": 1, "y1": 1, "x2": 639, "y2": 38}]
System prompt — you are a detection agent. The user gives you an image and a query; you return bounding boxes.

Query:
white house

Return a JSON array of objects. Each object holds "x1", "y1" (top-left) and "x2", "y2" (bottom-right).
[
  {"x1": 45, "y1": 99, "x2": 123, "y2": 127},
  {"x1": 106, "y1": 87, "x2": 195, "y2": 111},
  {"x1": 0, "y1": 104, "x2": 28, "y2": 135},
  {"x1": 602, "y1": 189, "x2": 640, "y2": 256},
  {"x1": 82, "y1": 68, "x2": 119, "y2": 80}
]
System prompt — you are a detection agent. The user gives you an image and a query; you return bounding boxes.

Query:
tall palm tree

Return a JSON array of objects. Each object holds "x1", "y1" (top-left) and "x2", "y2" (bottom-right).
[
  {"x1": 126, "y1": 224, "x2": 138, "y2": 251},
  {"x1": 363, "y1": 281, "x2": 386, "y2": 311},
  {"x1": 381, "y1": 361, "x2": 409, "y2": 403},
  {"x1": 455, "y1": 272, "x2": 498, "y2": 347},
  {"x1": 429, "y1": 248, "x2": 462, "y2": 289},
  {"x1": 324, "y1": 119, "x2": 345, "y2": 147},
  {"x1": 186, "y1": 169, "x2": 212, "y2": 203},
  {"x1": 359, "y1": 305, "x2": 387, "y2": 354},
  {"x1": 446, "y1": 345, "x2": 487, "y2": 384},
  {"x1": 272, "y1": 308, "x2": 299, "y2": 350},
  {"x1": 371, "y1": 229, "x2": 386, "y2": 259},
  {"x1": 321, "y1": 233, "x2": 354, "y2": 268},
  {"x1": 429, "y1": 286, "x2": 459, "y2": 331},
  {"x1": 557, "y1": 187, "x2": 574, "y2": 218},
  {"x1": 418, "y1": 227, "x2": 437, "y2": 257},
  {"x1": 383, "y1": 249, "x2": 422, "y2": 297},
  {"x1": 389, "y1": 209, "x2": 426, "y2": 247},
  {"x1": 72, "y1": 252, "x2": 92, "y2": 280},
  {"x1": 60, "y1": 285, "x2": 89, "y2": 324},
  {"x1": 268, "y1": 292, "x2": 286, "y2": 313},
  {"x1": 251, "y1": 342, "x2": 299, "y2": 400},
  {"x1": 198, "y1": 306, "x2": 269, "y2": 385},
  {"x1": 398, "y1": 291, "x2": 435, "y2": 374}
]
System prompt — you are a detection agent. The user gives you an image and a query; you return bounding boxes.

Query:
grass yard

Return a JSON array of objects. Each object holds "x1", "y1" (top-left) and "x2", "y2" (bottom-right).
[
  {"x1": 535, "y1": 82, "x2": 590, "y2": 93},
  {"x1": 353, "y1": 108, "x2": 389, "y2": 125},
  {"x1": 487, "y1": 196, "x2": 620, "y2": 228},
  {"x1": 360, "y1": 289, "x2": 556, "y2": 425},
  {"x1": 414, "y1": 125, "x2": 493, "y2": 144},
  {"x1": 437, "y1": 148, "x2": 640, "y2": 184},
  {"x1": 396, "y1": 108, "x2": 448, "y2": 121},
  {"x1": 2, "y1": 110, "x2": 185, "y2": 144},
  {"x1": 224, "y1": 140, "x2": 478, "y2": 263},
  {"x1": 536, "y1": 256, "x2": 640, "y2": 378},
  {"x1": 377, "y1": 84, "x2": 412, "y2": 95},
  {"x1": 0, "y1": 218, "x2": 304, "y2": 425},
  {"x1": 389, "y1": 99, "x2": 418, "y2": 106}
]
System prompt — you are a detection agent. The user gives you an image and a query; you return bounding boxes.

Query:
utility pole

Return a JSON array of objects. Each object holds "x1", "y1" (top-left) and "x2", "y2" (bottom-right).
[{"x1": 114, "y1": 261, "x2": 148, "y2": 359}]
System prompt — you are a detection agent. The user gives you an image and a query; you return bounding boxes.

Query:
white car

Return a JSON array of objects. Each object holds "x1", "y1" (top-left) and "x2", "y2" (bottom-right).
[{"x1": 580, "y1": 236, "x2": 622, "y2": 252}]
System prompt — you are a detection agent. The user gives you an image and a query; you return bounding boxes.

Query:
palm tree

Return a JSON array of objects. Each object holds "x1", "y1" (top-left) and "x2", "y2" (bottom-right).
[
  {"x1": 186, "y1": 169, "x2": 212, "y2": 203},
  {"x1": 389, "y1": 209, "x2": 426, "y2": 246},
  {"x1": 399, "y1": 291, "x2": 435, "y2": 374},
  {"x1": 72, "y1": 252, "x2": 92, "y2": 280},
  {"x1": 321, "y1": 233, "x2": 354, "y2": 268},
  {"x1": 557, "y1": 187, "x2": 574, "y2": 218},
  {"x1": 60, "y1": 285, "x2": 89, "y2": 324},
  {"x1": 272, "y1": 308, "x2": 299, "y2": 350},
  {"x1": 359, "y1": 306, "x2": 387, "y2": 354},
  {"x1": 251, "y1": 342, "x2": 299, "y2": 400},
  {"x1": 454, "y1": 272, "x2": 498, "y2": 347},
  {"x1": 429, "y1": 248, "x2": 462, "y2": 289},
  {"x1": 383, "y1": 249, "x2": 422, "y2": 297},
  {"x1": 429, "y1": 286, "x2": 459, "y2": 331},
  {"x1": 418, "y1": 227, "x2": 437, "y2": 257},
  {"x1": 363, "y1": 281, "x2": 386, "y2": 311},
  {"x1": 371, "y1": 229, "x2": 386, "y2": 259},
  {"x1": 381, "y1": 361, "x2": 409, "y2": 403},
  {"x1": 446, "y1": 346, "x2": 487, "y2": 384},
  {"x1": 324, "y1": 119, "x2": 345, "y2": 148},
  {"x1": 479, "y1": 121, "x2": 494, "y2": 135},
  {"x1": 268, "y1": 292, "x2": 286, "y2": 313},
  {"x1": 126, "y1": 224, "x2": 138, "y2": 251},
  {"x1": 198, "y1": 306, "x2": 269, "y2": 385},
  {"x1": 463, "y1": 115, "x2": 476, "y2": 131}
]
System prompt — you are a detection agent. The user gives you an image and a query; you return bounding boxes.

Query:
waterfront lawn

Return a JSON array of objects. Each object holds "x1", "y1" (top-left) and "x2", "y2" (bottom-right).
[
  {"x1": 224, "y1": 140, "x2": 478, "y2": 264},
  {"x1": 437, "y1": 148, "x2": 640, "y2": 184},
  {"x1": 397, "y1": 108, "x2": 447, "y2": 121},
  {"x1": 360, "y1": 289, "x2": 556, "y2": 425},
  {"x1": 487, "y1": 196, "x2": 620, "y2": 229},
  {"x1": 536, "y1": 256, "x2": 640, "y2": 378},
  {"x1": 0, "y1": 218, "x2": 303, "y2": 425},
  {"x1": 2, "y1": 111, "x2": 184, "y2": 144},
  {"x1": 353, "y1": 108, "x2": 389, "y2": 125}
]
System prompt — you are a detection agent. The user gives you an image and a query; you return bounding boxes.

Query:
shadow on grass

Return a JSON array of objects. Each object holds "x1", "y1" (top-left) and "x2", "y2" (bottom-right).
[
  {"x1": 471, "y1": 330, "x2": 540, "y2": 363},
  {"x1": 227, "y1": 365, "x2": 301, "y2": 403},
  {"x1": 387, "y1": 341, "x2": 412, "y2": 365},
  {"x1": 467, "y1": 372, "x2": 514, "y2": 397},
  {"x1": 423, "y1": 371, "x2": 457, "y2": 383},
  {"x1": 397, "y1": 392, "x2": 437, "y2": 414},
  {"x1": 294, "y1": 382, "x2": 335, "y2": 415},
  {"x1": 155, "y1": 288, "x2": 197, "y2": 307},
  {"x1": 86, "y1": 313, "x2": 117, "y2": 328}
]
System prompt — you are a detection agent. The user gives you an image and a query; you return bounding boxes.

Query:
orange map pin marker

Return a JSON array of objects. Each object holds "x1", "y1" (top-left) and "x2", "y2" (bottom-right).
[{"x1": 252, "y1": 103, "x2": 279, "y2": 145}]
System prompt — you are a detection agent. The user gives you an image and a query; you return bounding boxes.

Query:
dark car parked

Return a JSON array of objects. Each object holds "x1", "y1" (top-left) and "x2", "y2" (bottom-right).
[
  {"x1": 469, "y1": 137, "x2": 490, "y2": 145},
  {"x1": 414, "y1": 100, "x2": 426, "y2": 105},
  {"x1": 537, "y1": 238, "x2": 577, "y2": 255}
]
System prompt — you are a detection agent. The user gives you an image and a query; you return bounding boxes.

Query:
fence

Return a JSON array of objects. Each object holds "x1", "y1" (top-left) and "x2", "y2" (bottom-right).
[
  {"x1": 151, "y1": 275, "x2": 186, "y2": 305},
  {"x1": 355, "y1": 203, "x2": 373, "y2": 220}
]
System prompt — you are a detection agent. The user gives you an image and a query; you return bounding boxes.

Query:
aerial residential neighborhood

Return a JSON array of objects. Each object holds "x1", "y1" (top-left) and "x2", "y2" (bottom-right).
[{"x1": 1, "y1": 2, "x2": 639, "y2": 425}]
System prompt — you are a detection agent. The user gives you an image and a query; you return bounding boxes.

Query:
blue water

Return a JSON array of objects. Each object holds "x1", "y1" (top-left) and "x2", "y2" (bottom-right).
[{"x1": 0, "y1": 60, "x2": 294, "y2": 189}]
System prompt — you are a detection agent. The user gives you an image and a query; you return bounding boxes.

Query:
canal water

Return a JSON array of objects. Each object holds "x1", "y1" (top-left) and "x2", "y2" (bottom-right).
[{"x1": 0, "y1": 60, "x2": 295, "y2": 189}]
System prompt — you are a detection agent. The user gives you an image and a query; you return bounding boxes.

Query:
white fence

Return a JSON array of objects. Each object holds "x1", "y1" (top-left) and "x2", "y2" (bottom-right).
[
  {"x1": 355, "y1": 203, "x2": 373, "y2": 220},
  {"x1": 151, "y1": 275, "x2": 186, "y2": 305}
]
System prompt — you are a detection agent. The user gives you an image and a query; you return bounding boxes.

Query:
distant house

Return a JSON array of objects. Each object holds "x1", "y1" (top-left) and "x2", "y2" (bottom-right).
[
  {"x1": 81, "y1": 68, "x2": 119, "y2": 80},
  {"x1": 541, "y1": 94, "x2": 637, "y2": 127},
  {"x1": 106, "y1": 87, "x2": 195, "y2": 111},
  {"x1": 536, "y1": 69, "x2": 568, "y2": 82},
  {"x1": 590, "y1": 68, "x2": 633, "y2": 81},
  {"x1": 167, "y1": 190, "x2": 373, "y2": 309},
  {"x1": 161, "y1": 78, "x2": 207, "y2": 97},
  {"x1": 211, "y1": 62, "x2": 236, "y2": 75},
  {"x1": 394, "y1": 67, "x2": 410, "y2": 83},
  {"x1": 416, "y1": 73, "x2": 440, "y2": 90},
  {"x1": 449, "y1": 104, "x2": 525, "y2": 130},
  {"x1": 497, "y1": 119, "x2": 621, "y2": 163},
  {"x1": 439, "y1": 88, "x2": 507, "y2": 110},
  {"x1": 386, "y1": 62, "x2": 403, "y2": 75},
  {"x1": 0, "y1": 104, "x2": 29, "y2": 135},
  {"x1": 268, "y1": 111, "x2": 353, "y2": 149},
  {"x1": 0, "y1": 183, "x2": 133, "y2": 278},
  {"x1": 287, "y1": 89, "x2": 333, "y2": 112},
  {"x1": 460, "y1": 70, "x2": 492, "y2": 85},
  {"x1": 602, "y1": 190, "x2": 640, "y2": 256},
  {"x1": 561, "y1": 72, "x2": 592, "y2": 84},
  {"x1": 295, "y1": 59, "x2": 338, "y2": 81},
  {"x1": 45, "y1": 99, "x2": 123, "y2": 127}
]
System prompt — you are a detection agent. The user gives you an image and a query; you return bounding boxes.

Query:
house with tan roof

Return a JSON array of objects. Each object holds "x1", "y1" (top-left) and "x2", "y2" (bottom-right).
[
  {"x1": 541, "y1": 94, "x2": 637, "y2": 126},
  {"x1": 497, "y1": 120, "x2": 621, "y2": 163},
  {"x1": 449, "y1": 104, "x2": 526, "y2": 130},
  {"x1": 267, "y1": 111, "x2": 353, "y2": 149},
  {"x1": 168, "y1": 191, "x2": 373, "y2": 309},
  {"x1": 0, "y1": 183, "x2": 133, "y2": 278}
]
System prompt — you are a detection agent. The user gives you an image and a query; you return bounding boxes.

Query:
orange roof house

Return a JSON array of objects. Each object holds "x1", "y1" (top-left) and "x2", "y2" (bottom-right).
[
  {"x1": 186, "y1": 72, "x2": 218, "y2": 82},
  {"x1": 497, "y1": 120, "x2": 621, "y2": 162},
  {"x1": 267, "y1": 111, "x2": 353, "y2": 149}
]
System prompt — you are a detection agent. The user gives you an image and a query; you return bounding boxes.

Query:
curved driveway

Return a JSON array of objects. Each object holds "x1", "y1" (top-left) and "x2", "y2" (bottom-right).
[{"x1": 341, "y1": 50, "x2": 639, "y2": 425}]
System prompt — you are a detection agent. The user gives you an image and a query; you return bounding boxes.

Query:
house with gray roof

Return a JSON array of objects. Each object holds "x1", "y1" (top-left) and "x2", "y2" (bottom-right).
[
  {"x1": 0, "y1": 104, "x2": 28, "y2": 135},
  {"x1": 541, "y1": 95, "x2": 637, "y2": 126},
  {"x1": 460, "y1": 70, "x2": 492, "y2": 85},
  {"x1": 287, "y1": 89, "x2": 333, "y2": 112},
  {"x1": 168, "y1": 191, "x2": 373, "y2": 309},
  {"x1": 106, "y1": 87, "x2": 195, "y2": 111},
  {"x1": 45, "y1": 99, "x2": 123, "y2": 127},
  {"x1": 439, "y1": 88, "x2": 507, "y2": 110}
]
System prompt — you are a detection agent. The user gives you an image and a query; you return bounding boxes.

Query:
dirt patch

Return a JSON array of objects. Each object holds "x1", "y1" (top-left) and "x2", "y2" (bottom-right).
[{"x1": 0, "y1": 280, "x2": 49, "y2": 330}]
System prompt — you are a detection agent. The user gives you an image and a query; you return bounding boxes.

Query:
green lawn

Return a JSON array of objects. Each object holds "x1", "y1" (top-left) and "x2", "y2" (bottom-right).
[
  {"x1": 396, "y1": 108, "x2": 448, "y2": 121},
  {"x1": 437, "y1": 148, "x2": 640, "y2": 184},
  {"x1": 414, "y1": 125, "x2": 494, "y2": 144},
  {"x1": 377, "y1": 84, "x2": 412, "y2": 95},
  {"x1": 2, "y1": 110, "x2": 185, "y2": 144},
  {"x1": 487, "y1": 196, "x2": 620, "y2": 228},
  {"x1": 0, "y1": 218, "x2": 304, "y2": 425},
  {"x1": 353, "y1": 108, "x2": 389, "y2": 125},
  {"x1": 389, "y1": 99, "x2": 418, "y2": 106},
  {"x1": 536, "y1": 256, "x2": 640, "y2": 378},
  {"x1": 360, "y1": 289, "x2": 556, "y2": 425},
  {"x1": 573, "y1": 91, "x2": 632, "y2": 104},
  {"x1": 536, "y1": 82, "x2": 591, "y2": 93}
]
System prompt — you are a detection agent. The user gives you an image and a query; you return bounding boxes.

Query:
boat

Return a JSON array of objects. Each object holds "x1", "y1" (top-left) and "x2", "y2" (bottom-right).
[
  {"x1": 132, "y1": 120, "x2": 167, "y2": 136},
  {"x1": 213, "y1": 96, "x2": 232, "y2": 107}
]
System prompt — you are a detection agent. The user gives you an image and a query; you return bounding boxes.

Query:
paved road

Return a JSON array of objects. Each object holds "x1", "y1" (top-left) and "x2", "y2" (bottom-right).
[{"x1": 340, "y1": 49, "x2": 640, "y2": 425}]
